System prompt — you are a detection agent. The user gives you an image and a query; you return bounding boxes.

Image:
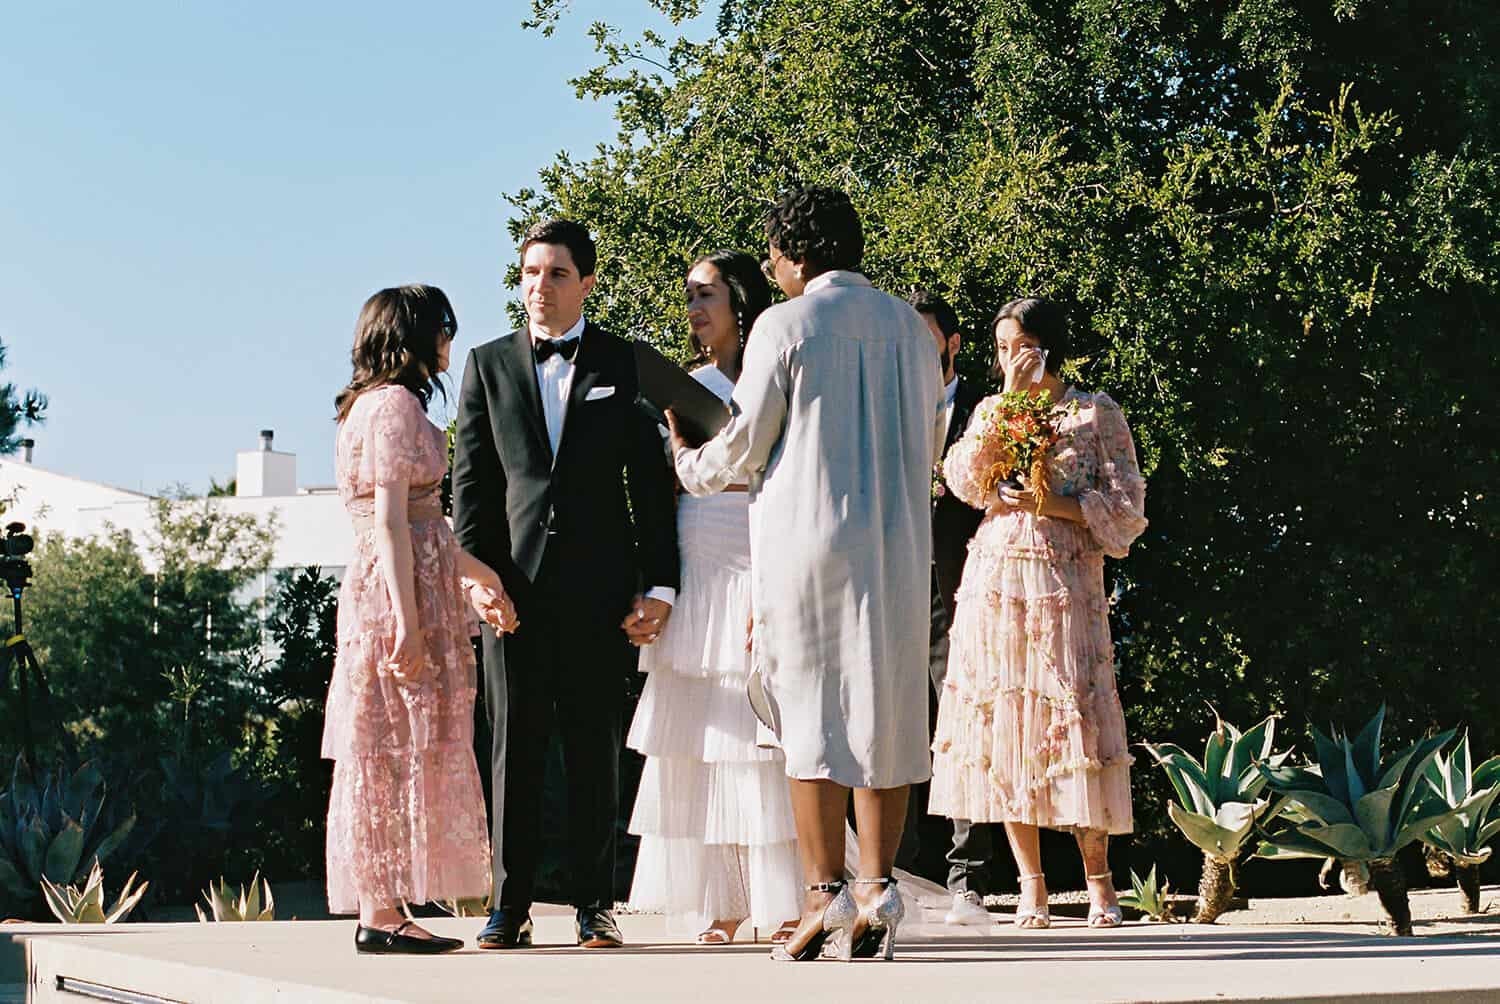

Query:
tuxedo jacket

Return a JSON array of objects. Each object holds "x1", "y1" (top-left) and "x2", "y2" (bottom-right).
[
  {"x1": 933, "y1": 375, "x2": 988, "y2": 620},
  {"x1": 452, "y1": 322, "x2": 679, "y2": 627}
]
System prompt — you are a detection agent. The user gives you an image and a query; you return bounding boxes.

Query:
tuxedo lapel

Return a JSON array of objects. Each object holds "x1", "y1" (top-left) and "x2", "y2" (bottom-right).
[
  {"x1": 947, "y1": 377, "x2": 984, "y2": 451},
  {"x1": 498, "y1": 328, "x2": 551, "y2": 462},
  {"x1": 554, "y1": 323, "x2": 602, "y2": 470}
]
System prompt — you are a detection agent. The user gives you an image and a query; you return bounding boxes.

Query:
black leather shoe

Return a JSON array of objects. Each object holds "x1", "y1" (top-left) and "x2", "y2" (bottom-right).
[
  {"x1": 476, "y1": 907, "x2": 534, "y2": 950},
  {"x1": 575, "y1": 907, "x2": 623, "y2": 948},
  {"x1": 355, "y1": 922, "x2": 463, "y2": 955}
]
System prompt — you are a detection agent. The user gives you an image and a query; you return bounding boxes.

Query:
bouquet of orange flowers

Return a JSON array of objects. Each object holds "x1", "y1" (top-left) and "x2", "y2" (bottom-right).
[{"x1": 970, "y1": 389, "x2": 1074, "y2": 511}]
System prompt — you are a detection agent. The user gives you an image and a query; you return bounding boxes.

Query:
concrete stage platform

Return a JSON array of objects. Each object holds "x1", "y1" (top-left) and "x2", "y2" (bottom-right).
[{"x1": 5, "y1": 893, "x2": 1500, "y2": 1003}]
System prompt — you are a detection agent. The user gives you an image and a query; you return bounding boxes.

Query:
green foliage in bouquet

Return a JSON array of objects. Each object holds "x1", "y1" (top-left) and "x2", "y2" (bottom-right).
[
  {"x1": 0, "y1": 758, "x2": 135, "y2": 920},
  {"x1": 1116, "y1": 865, "x2": 1175, "y2": 923},
  {"x1": 1256, "y1": 707, "x2": 1462, "y2": 935},
  {"x1": 40, "y1": 860, "x2": 148, "y2": 924},
  {"x1": 1144, "y1": 713, "x2": 1290, "y2": 922},
  {"x1": 1415, "y1": 732, "x2": 1500, "y2": 913},
  {"x1": 195, "y1": 872, "x2": 275, "y2": 922}
]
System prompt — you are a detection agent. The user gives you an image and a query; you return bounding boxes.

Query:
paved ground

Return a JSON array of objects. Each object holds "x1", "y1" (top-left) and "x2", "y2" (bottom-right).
[{"x1": 7, "y1": 888, "x2": 1500, "y2": 1003}]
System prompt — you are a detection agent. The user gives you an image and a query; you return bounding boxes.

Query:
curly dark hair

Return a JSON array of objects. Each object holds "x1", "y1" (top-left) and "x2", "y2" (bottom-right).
[
  {"x1": 764, "y1": 186, "x2": 864, "y2": 272},
  {"x1": 989, "y1": 296, "x2": 1070, "y2": 380},
  {"x1": 687, "y1": 249, "x2": 774, "y2": 362},
  {"x1": 334, "y1": 285, "x2": 454, "y2": 423},
  {"x1": 519, "y1": 218, "x2": 597, "y2": 278}
]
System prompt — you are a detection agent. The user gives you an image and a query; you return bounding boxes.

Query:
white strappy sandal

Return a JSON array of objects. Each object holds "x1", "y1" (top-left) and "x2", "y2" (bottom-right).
[
  {"x1": 1013, "y1": 873, "x2": 1051, "y2": 929},
  {"x1": 1086, "y1": 871, "x2": 1124, "y2": 928}
]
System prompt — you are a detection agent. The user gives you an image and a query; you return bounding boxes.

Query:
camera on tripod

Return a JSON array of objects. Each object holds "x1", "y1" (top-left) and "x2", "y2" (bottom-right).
[{"x1": 1, "y1": 521, "x2": 34, "y2": 593}]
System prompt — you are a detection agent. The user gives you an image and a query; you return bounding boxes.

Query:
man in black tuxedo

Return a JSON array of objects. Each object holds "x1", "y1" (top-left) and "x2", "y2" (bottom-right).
[
  {"x1": 900, "y1": 289, "x2": 996, "y2": 926},
  {"x1": 453, "y1": 219, "x2": 679, "y2": 949}
]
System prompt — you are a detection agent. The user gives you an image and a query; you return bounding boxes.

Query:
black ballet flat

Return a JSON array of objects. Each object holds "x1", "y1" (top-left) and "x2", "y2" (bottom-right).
[{"x1": 355, "y1": 921, "x2": 464, "y2": 955}]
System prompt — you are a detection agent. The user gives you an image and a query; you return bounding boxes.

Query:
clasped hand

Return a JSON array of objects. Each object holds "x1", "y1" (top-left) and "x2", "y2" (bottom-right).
[
  {"x1": 622, "y1": 596, "x2": 673, "y2": 647},
  {"x1": 989, "y1": 483, "x2": 1047, "y2": 517}
]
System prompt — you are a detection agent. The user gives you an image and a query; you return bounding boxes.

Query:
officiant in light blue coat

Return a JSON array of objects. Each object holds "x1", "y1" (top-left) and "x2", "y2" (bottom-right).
[{"x1": 668, "y1": 186, "x2": 944, "y2": 964}]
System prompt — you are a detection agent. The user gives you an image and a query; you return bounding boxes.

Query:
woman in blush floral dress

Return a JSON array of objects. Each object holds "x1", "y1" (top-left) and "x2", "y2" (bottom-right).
[
  {"x1": 324, "y1": 285, "x2": 518, "y2": 955},
  {"x1": 626, "y1": 251, "x2": 802, "y2": 945},
  {"x1": 928, "y1": 297, "x2": 1148, "y2": 931}
]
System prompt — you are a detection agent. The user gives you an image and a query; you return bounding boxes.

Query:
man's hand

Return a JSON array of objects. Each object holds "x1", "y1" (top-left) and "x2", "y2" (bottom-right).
[
  {"x1": 622, "y1": 595, "x2": 673, "y2": 647},
  {"x1": 469, "y1": 580, "x2": 520, "y2": 634}
]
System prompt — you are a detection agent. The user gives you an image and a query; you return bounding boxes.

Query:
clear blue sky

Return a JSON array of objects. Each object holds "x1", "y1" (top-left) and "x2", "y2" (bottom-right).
[{"x1": 1, "y1": 1, "x2": 704, "y2": 493}]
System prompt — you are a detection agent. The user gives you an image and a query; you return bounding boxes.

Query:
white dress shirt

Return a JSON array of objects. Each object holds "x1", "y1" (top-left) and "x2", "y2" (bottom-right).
[
  {"x1": 531, "y1": 314, "x2": 586, "y2": 458},
  {"x1": 529, "y1": 314, "x2": 675, "y2": 608}
]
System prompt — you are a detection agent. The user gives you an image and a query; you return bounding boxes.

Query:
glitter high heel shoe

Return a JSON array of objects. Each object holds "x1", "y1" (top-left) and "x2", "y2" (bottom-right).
[
  {"x1": 770, "y1": 882, "x2": 857, "y2": 962},
  {"x1": 1086, "y1": 871, "x2": 1124, "y2": 928},
  {"x1": 849, "y1": 876, "x2": 904, "y2": 961},
  {"x1": 1013, "y1": 872, "x2": 1051, "y2": 929}
]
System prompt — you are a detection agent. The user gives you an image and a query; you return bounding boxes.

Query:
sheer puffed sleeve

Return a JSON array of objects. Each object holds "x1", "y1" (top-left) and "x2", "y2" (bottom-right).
[
  {"x1": 1077, "y1": 393, "x2": 1148, "y2": 558},
  {"x1": 941, "y1": 394, "x2": 1006, "y2": 510},
  {"x1": 361, "y1": 387, "x2": 428, "y2": 489}
]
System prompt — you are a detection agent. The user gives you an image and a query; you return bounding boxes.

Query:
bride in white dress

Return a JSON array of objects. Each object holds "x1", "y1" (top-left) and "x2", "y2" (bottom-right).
[{"x1": 626, "y1": 250, "x2": 802, "y2": 944}]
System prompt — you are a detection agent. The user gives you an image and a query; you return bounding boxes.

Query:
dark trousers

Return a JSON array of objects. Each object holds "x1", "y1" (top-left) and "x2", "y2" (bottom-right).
[
  {"x1": 484, "y1": 572, "x2": 627, "y2": 912},
  {"x1": 896, "y1": 564, "x2": 995, "y2": 896}
]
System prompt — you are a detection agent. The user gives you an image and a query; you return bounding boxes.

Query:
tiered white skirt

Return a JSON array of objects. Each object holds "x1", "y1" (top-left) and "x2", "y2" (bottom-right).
[{"x1": 627, "y1": 493, "x2": 802, "y2": 934}]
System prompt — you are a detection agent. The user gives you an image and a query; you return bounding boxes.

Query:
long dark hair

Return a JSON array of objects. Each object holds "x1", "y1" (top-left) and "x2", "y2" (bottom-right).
[
  {"x1": 335, "y1": 285, "x2": 455, "y2": 423},
  {"x1": 687, "y1": 250, "x2": 773, "y2": 366},
  {"x1": 989, "y1": 296, "x2": 1070, "y2": 381}
]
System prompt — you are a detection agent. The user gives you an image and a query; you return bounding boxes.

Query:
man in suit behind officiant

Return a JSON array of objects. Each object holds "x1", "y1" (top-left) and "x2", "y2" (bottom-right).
[
  {"x1": 899, "y1": 289, "x2": 998, "y2": 926},
  {"x1": 453, "y1": 218, "x2": 679, "y2": 950}
]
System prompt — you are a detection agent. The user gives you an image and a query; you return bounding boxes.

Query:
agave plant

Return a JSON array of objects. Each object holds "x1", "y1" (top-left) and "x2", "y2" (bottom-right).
[
  {"x1": 1116, "y1": 865, "x2": 1174, "y2": 923},
  {"x1": 1255, "y1": 707, "x2": 1463, "y2": 935},
  {"x1": 0, "y1": 757, "x2": 136, "y2": 920},
  {"x1": 195, "y1": 872, "x2": 275, "y2": 922},
  {"x1": 1142, "y1": 712, "x2": 1290, "y2": 922},
  {"x1": 40, "y1": 859, "x2": 148, "y2": 924},
  {"x1": 1414, "y1": 732, "x2": 1500, "y2": 913}
]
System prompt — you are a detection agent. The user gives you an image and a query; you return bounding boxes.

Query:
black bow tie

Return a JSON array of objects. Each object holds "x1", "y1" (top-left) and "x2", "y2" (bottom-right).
[{"x1": 533, "y1": 337, "x2": 579, "y2": 364}]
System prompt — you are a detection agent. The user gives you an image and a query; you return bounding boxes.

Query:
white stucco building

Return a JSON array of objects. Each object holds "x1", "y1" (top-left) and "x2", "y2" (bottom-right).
[{"x1": 0, "y1": 432, "x2": 354, "y2": 584}]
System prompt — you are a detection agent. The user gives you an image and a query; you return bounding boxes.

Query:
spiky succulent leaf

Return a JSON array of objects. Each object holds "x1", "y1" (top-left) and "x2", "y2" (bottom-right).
[
  {"x1": 1204, "y1": 725, "x2": 1230, "y2": 805},
  {"x1": 1350, "y1": 706, "x2": 1384, "y2": 793},
  {"x1": 42, "y1": 818, "x2": 86, "y2": 884},
  {"x1": 1392, "y1": 731, "x2": 1457, "y2": 831},
  {"x1": 19, "y1": 814, "x2": 47, "y2": 883},
  {"x1": 1227, "y1": 716, "x2": 1277, "y2": 796},
  {"x1": 87, "y1": 812, "x2": 136, "y2": 868},
  {"x1": 1301, "y1": 822, "x2": 1376, "y2": 859},
  {"x1": 1256, "y1": 830, "x2": 1344, "y2": 860},
  {"x1": 1311, "y1": 726, "x2": 1351, "y2": 804},
  {"x1": 1168, "y1": 802, "x2": 1251, "y2": 860},
  {"x1": 104, "y1": 873, "x2": 149, "y2": 924},
  {"x1": 1265, "y1": 787, "x2": 1355, "y2": 827},
  {"x1": 1143, "y1": 743, "x2": 1215, "y2": 815},
  {"x1": 1473, "y1": 756, "x2": 1500, "y2": 792},
  {"x1": 1353, "y1": 787, "x2": 1397, "y2": 849},
  {"x1": 0, "y1": 854, "x2": 29, "y2": 897}
]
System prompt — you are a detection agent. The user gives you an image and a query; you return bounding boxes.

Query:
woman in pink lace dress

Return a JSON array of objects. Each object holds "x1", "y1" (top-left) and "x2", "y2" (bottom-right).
[
  {"x1": 929, "y1": 297, "x2": 1147, "y2": 931},
  {"x1": 324, "y1": 285, "x2": 518, "y2": 955}
]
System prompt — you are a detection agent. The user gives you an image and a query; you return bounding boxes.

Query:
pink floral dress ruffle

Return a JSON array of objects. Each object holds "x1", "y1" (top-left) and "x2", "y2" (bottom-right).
[
  {"x1": 322, "y1": 385, "x2": 490, "y2": 913},
  {"x1": 928, "y1": 389, "x2": 1147, "y2": 834}
]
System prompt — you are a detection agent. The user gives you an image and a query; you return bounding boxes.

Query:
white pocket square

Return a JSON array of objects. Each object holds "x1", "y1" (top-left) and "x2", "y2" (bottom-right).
[{"x1": 585, "y1": 385, "x2": 615, "y2": 401}]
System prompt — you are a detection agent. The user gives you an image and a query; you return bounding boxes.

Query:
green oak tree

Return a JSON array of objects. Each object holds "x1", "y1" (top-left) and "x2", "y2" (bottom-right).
[{"x1": 511, "y1": 0, "x2": 1500, "y2": 876}]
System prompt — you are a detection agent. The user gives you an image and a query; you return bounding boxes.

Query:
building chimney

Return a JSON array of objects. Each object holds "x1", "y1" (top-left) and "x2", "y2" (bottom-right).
[
  {"x1": 236, "y1": 430, "x2": 297, "y2": 497},
  {"x1": 20, "y1": 439, "x2": 34, "y2": 464}
]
